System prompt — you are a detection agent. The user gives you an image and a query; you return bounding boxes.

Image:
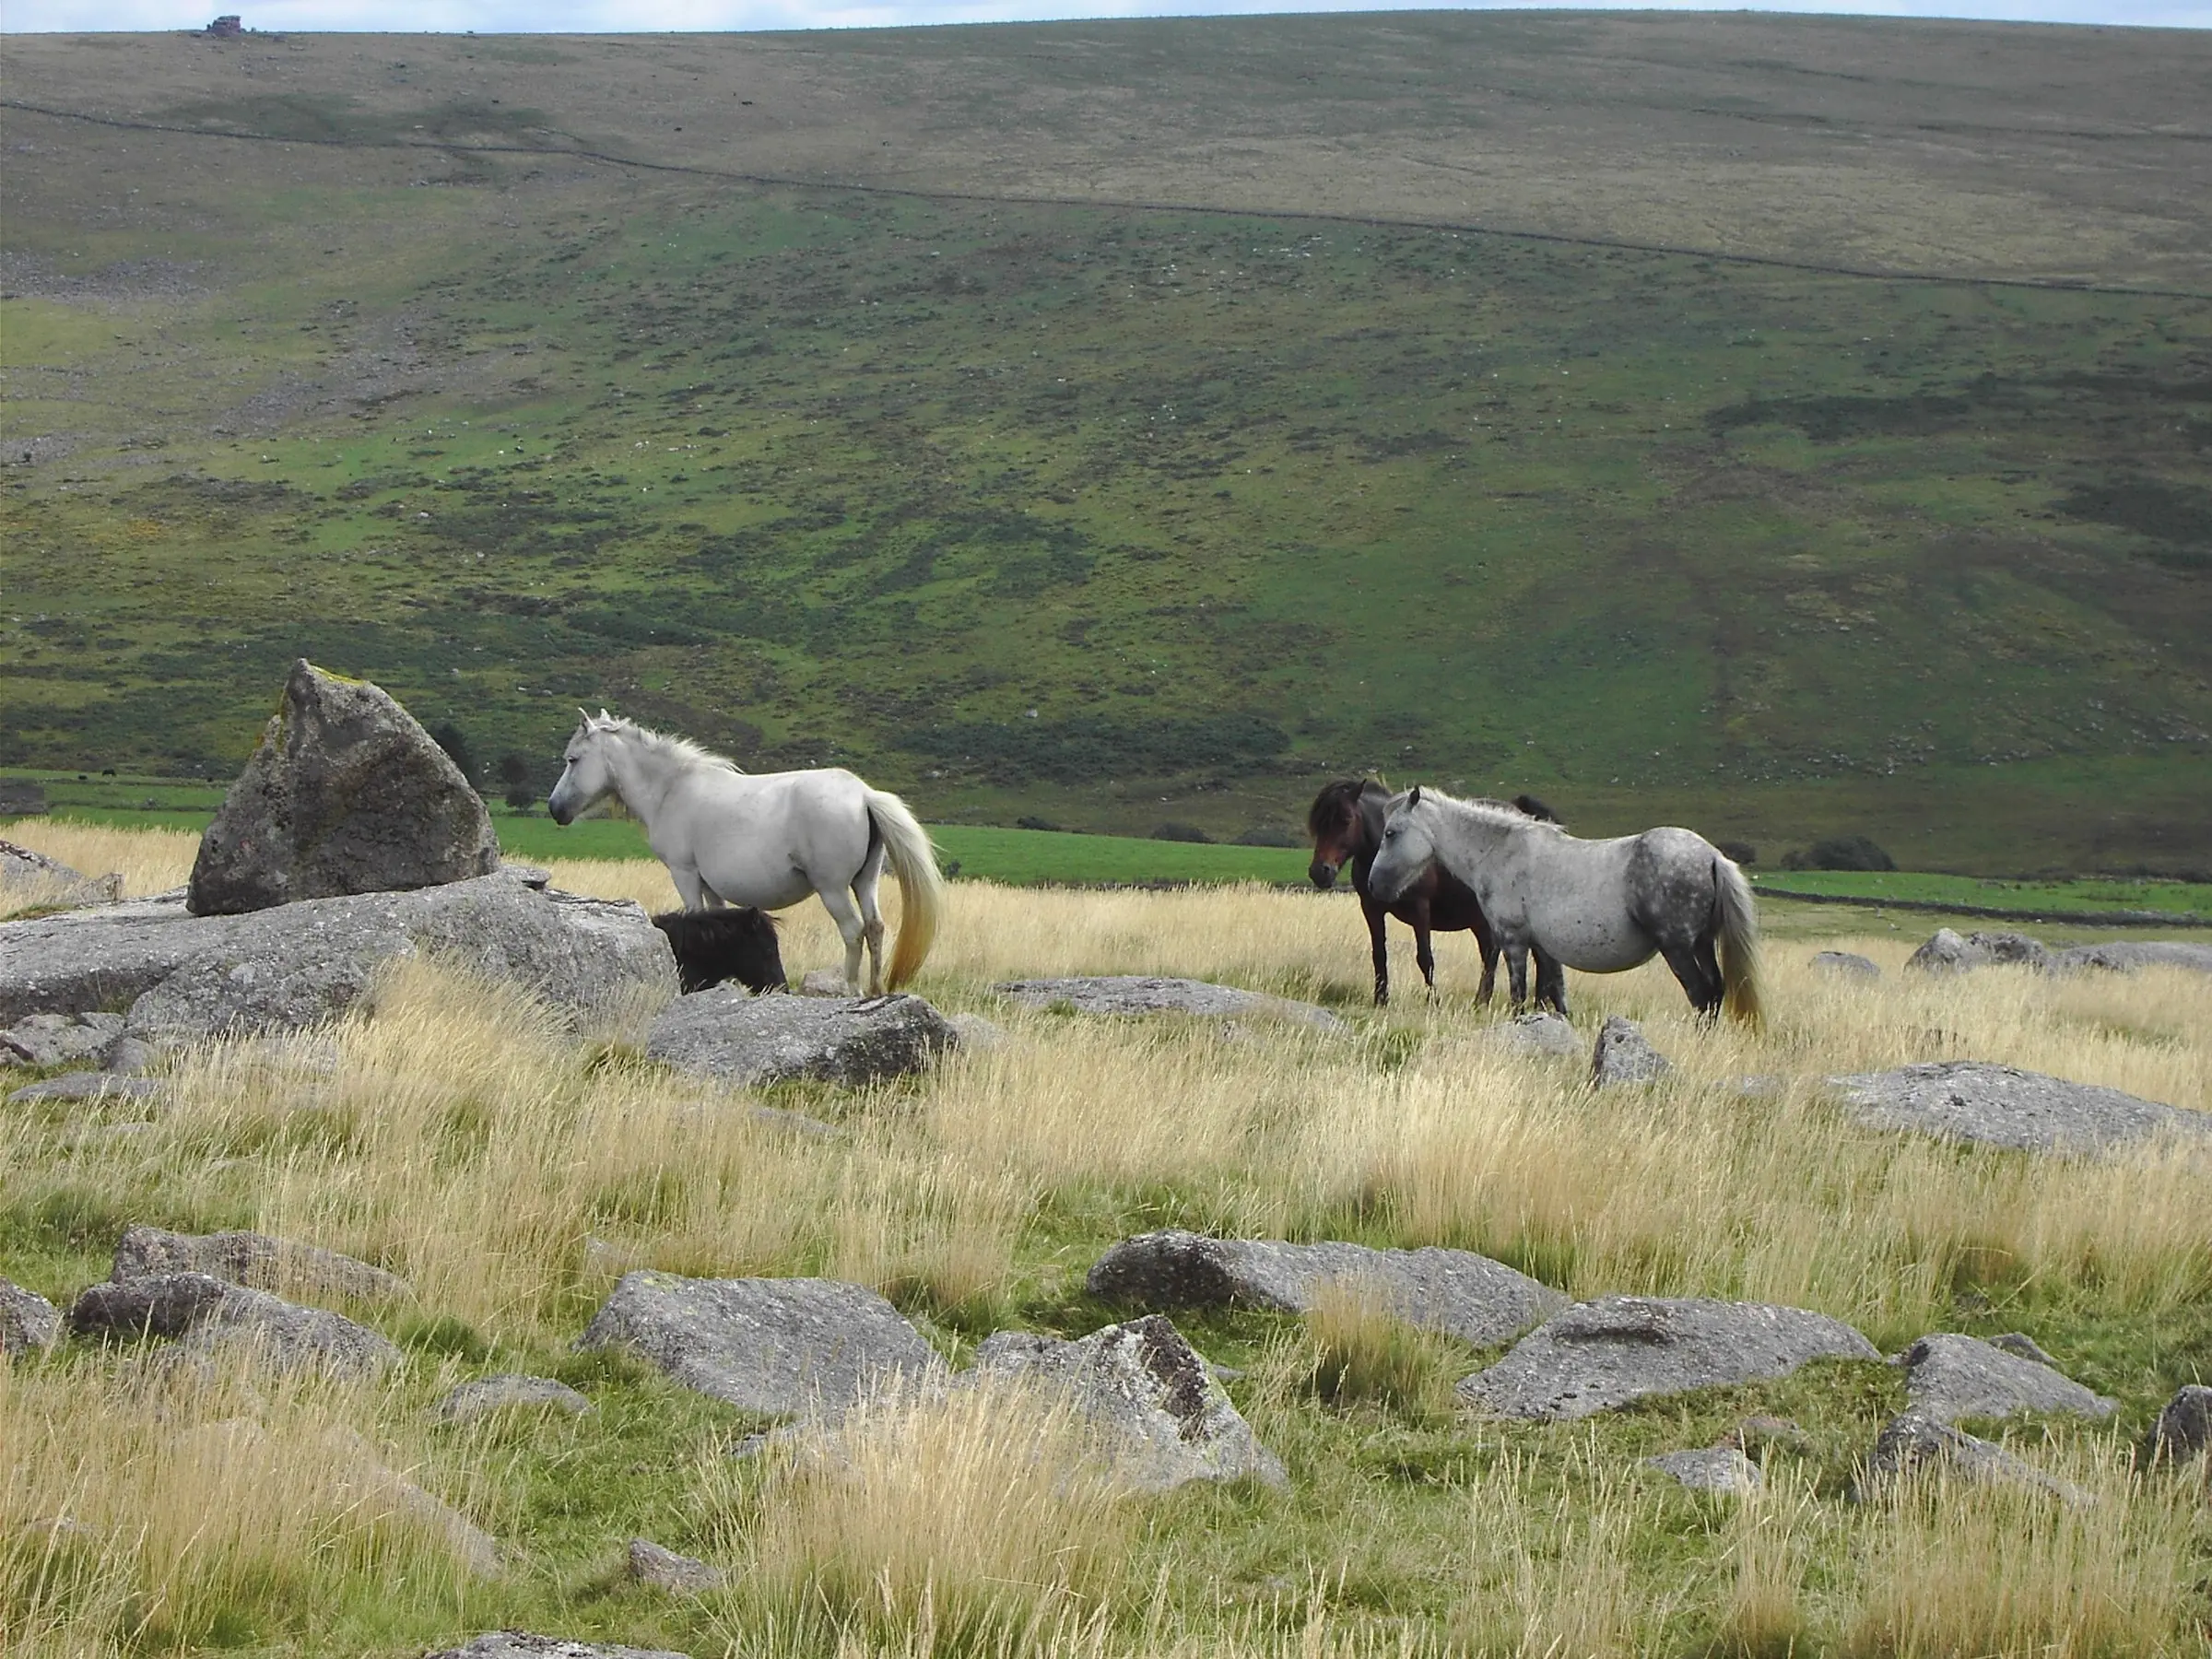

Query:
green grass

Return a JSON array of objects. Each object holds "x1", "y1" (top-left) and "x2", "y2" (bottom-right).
[{"x1": 1750, "y1": 869, "x2": 2212, "y2": 921}]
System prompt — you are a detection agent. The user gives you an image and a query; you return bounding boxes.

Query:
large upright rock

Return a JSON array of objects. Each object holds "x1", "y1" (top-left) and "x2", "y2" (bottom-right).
[
  {"x1": 1828, "y1": 1061, "x2": 2208, "y2": 1154},
  {"x1": 973, "y1": 1315, "x2": 1285, "y2": 1491},
  {"x1": 1458, "y1": 1296, "x2": 1879, "y2": 1421},
  {"x1": 1086, "y1": 1230, "x2": 1564, "y2": 1347},
  {"x1": 645, "y1": 988, "x2": 959, "y2": 1088},
  {"x1": 0, "y1": 870, "x2": 675, "y2": 1041},
  {"x1": 576, "y1": 1272, "x2": 945, "y2": 1416},
  {"x1": 1590, "y1": 1016, "x2": 1669, "y2": 1086},
  {"x1": 189, "y1": 659, "x2": 500, "y2": 916}
]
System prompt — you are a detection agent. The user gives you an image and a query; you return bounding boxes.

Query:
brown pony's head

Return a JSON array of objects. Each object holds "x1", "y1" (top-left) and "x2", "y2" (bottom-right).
[{"x1": 1305, "y1": 778, "x2": 1375, "y2": 889}]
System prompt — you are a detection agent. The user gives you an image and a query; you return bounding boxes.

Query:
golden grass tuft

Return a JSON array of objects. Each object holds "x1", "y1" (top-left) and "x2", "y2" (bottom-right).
[{"x1": 0, "y1": 821, "x2": 199, "y2": 915}]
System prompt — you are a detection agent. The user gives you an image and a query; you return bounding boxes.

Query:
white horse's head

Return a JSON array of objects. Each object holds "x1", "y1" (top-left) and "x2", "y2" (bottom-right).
[
  {"x1": 1366, "y1": 785, "x2": 1438, "y2": 904},
  {"x1": 547, "y1": 709, "x2": 624, "y2": 826}
]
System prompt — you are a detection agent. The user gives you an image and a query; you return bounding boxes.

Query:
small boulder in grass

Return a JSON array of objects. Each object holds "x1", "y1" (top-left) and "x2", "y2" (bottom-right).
[
  {"x1": 1856, "y1": 1412, "x2": 2089, "y2": 1505},
  {"x1": 435, "y1": 1375, "x2": 593, "y2": 1425},
  {"x1": 66, "y1": 1272, "x2": 401, "y2": 1381},
  {"x1": 111, "y1": 1223, "x2": 409, "y2": 1304},
  {"x1": 1488, "y1": 1011, "x2": 1580, "y2": 1057},
  {"x1": 1897, "y1": 1333, "x2": 2115, "y2": 1424},
  {"x1": 1647, "y1": 1447, "x2": 1761, "y2": 1495},
  {"x1": 2141, "y1": 1384, "x2": 2212, "y2": 1474},
  {"x1": 1809, "y1": 950, "x2": 1880, "y2": 980},
  {"x1": 1590, "y1": 1015, "x2": 1668, "y2": 1086},
  {"x1": 628, "y1": 1536, "x2": 724, "y2": 1594},
  {"x1": 1, "y1": 1277, "x2": 61, "y2": 1358}
]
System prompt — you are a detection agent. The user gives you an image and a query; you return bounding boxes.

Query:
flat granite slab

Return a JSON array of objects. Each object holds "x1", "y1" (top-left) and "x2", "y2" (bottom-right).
[
  {"x1": 1828, "y1": 1061, "x2": 2209, "y2": 1154},
  {"x1": 994, "y1": 975, "x2": 1345, "y2": 1030}
]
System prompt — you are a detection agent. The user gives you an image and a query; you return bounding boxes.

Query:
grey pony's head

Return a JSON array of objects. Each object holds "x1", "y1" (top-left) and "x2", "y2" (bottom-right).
[
  {"x1": 547, "y1": 708, "x2": 620, "y2": 826},
  {"x1": 1365, "y1": 783, "x2": 1434, "y2": 905}
]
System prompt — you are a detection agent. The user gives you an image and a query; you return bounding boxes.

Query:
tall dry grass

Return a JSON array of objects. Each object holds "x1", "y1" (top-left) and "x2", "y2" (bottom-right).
[
  {"x1": 0, "y1": 821, "x2": 199, "y2": 916},
  {"x1": 6, "y1": 840, "x2": 2211, "y2": 1655}
]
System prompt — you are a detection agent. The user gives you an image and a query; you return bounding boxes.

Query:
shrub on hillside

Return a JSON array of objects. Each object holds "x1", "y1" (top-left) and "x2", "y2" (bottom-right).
[
  {"x1": 1783, "y1": 836, "x2": 1896, "y2": 872},
  {"x1": 1151, "y1": 822, "x2": 1212, "y2": 843},
  {"x1": 1716, "y1": 840, "x2": 1758, "y2": 865}
]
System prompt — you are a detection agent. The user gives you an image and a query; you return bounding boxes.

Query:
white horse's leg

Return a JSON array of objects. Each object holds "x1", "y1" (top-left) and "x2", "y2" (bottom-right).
[
  {"x1": 669, "y1": 865, "x2": 709, "y2": 912},
  {"x1": 852, "y1": 841, "x2": 889, "y2": 995},
  {"x1": 815, "y1": 883, "x2": 869, "y2": 994}
]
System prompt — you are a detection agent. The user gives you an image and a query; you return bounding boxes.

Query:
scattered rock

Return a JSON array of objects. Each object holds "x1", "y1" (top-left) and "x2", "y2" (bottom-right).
[
  {"x1": 1486, "y1": 1011, "x2": 1581, "y2": 1057},
  {"x1": 577, "y1": 1271, "x2": 944, "y2": 1415},
  {"x1": 7, "y1": 1070, "x2": 164, "y2": 1105},
  {"x1": 435, "y1": 1374, "x2": 593, "y2": 1424},
  {"x1": 0, "y1": 869, "x2": 675, "y2": 1041},
  {"x1": 188, "y1": 658, "x2": 500, "y2": 916},
  {"x1": 947, "y1": 1011, "x2": 1007, "y2": 1051},
  {"x1": 628, "y1": 1536, "x2": 724, "y2": 1594},
  {"x1": 1827, "y1": 1061, "x2": 2209, "y2": 1154},
  {"x1": 1590, "y1": 1015, "x2": 1669, "y2": 1086},
  {"x1": 424, "y1": 1637, "x2": 690, "y2": 1659},
  {"x1": 974, "y1": 1315, "x2": 1285, "y2": 1491},
  {"x1": 645, "y1": 987, "x2": 958, "y2": 1088},
  {"x1": 1647, "y1": 1447, "x2": 1762, "y2": 1494},
  {"x1": 66, "y1": 1272, "x2": 400, "y2": 1380},
  {"x1": 1988, "y1": 1332, "x2": 2061, "y2": 1367},
  {"x1": 102, "y1": 1035, "x2": 160, "y2": 1075},
  {"x1": 0, "y1": 838, "x2": 122, "y2": 911},
  {"x1": 2053, "y1": 940, "x2": 2212, "y2": 976},
  {"x1": 112, "y1": 1224, "x2": 408, "y2": 1303},
  {"x1": 1, "y1": 1277, "x2": 60, "y2": 1357},
  {"x1": 796, "y1": 968, "x2": 850, "y2": 997},
  {"x1": 1086, "y1": 1229, "x2": 1564, "y2": 1347},
  {"x1": 1897, "y1": 1333, "x2": 2114, "y2": 1422},
  {"x1": 1458, "y1": 1296, "x2": 1879, "y2": 1421},
  {"x1": 1809, "y1": 950, "x2": 1880, "y2": 980},
  {"x1": 1857, "y1": 1411, "x2": 2087, "y2": 1503},
  {"x1": 993, "y1": 975, "x2": 1346, "y2": 1031},
  {"x1": 1904, "y1": 928, "x2": 2050, "y2": 974},
  {"x1": 2141, "y1": 1384, "x2": 2212, "y2": 1472},
  {"x1": 2, "y1": 1010, "x2": 126, "y2": 1067}
]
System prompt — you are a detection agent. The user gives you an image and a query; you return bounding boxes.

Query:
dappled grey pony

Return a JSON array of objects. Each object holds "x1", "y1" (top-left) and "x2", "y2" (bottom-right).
[
  {"x1": 548, "y1": 712, "x2": 943, "y2": 994},
  {"x1": 1366, "y1": 787, "x2": 1762, "y2": 1023}
]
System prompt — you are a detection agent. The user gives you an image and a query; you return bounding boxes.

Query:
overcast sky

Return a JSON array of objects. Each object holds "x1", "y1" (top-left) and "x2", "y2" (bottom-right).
[{"x1": 8, "y1": 0, "x2": 2206, "y2": 34}]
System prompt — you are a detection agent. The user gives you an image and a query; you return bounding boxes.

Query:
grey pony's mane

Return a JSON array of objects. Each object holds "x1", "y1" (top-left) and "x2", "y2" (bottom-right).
[
  {"x1": 1416, "y1": 787, "x2": 1560, "y2": 834},
  {"x1": 591, "y1": 714, "x2": 745, "y2": 775}
]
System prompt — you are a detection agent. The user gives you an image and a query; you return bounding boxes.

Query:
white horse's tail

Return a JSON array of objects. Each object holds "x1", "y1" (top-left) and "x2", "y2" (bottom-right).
[
  {"x1": 1712, "y1": 853, "x2": 1763, "y2": 1026},
  {"x1": 865, "y1": 787, "x2": 945, "y2": 990}
]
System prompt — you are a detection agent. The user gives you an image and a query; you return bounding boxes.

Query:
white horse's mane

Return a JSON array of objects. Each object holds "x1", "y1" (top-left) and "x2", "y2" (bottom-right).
[
  {"x1": 585, "y1": 712, "x2": 744, "y2": 775},
  {"x1": 1414, "y1": 787, "x2": 1559, "y2": 833}
]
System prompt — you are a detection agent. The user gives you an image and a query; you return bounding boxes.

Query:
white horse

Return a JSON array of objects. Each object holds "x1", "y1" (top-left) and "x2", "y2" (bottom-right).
[
  {"x1": 547, "y1": 712, "x2": 943, "y2": 995},
  {"x1": 1366, "y1": 787, "x2": 1762, "y2": 1023}
]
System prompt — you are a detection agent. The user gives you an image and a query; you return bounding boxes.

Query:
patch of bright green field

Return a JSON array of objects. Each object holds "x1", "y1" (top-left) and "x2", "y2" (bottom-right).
[{"x1": 1749, "y1": 868, "x2": 2212, "y2": 920}]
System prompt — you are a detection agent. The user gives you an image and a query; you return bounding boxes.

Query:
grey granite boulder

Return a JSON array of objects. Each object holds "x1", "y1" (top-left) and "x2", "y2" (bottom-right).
[
  {"x1": 2, "y1": 1010, "x2": 126, "y2": 1067},
  {"x1": 2054, "y1": 940, "x2": 2212, "y2": 976},
  {"x1": 1905, "y1": 928, "x2": 2049, "y2": 973},
  {"x1": 1857, "y1": 1412, "x2": 2086, "y2": 1503},
  {"x1": 1898, "y1": 1333, "x2": 2114, "y2": 1423},
  {"x1": 1810, "y1": 950, "x2": 1881, "y2": 980},
  {"x1": 628, "y1": 1536, "x2": 724, "y2": 1594},
  {"x1": 7, "y1": 1070, "x2": 164, "y2": 1105},
  {"x1": 973, "y1": 1315, "x2": 1285, "y2": 1491},
  {"x1": 1827, "y1": 1061, "x2": 2208, "y2": 1154},
  {"x1": 645, "y1": 987, "x2": 958, "y2": 1088},
  {"x1": 1086, "y1": 1230, "x2": 1563, "y2": 1347},
  {"x1": 1458, "y1": 1296, "x2": 1879, "y2": 1421},
  {"x1": 112, "y1": 1223, "x2": 408, "y2": 1303},
  {"x1": 0, "y1": 839, "x2": 122, "y2": 911},
  {"x1": 1487, "y1": 1011, "x2": 1581, "y2": 1057},
  {"x1": 436, "y1": 1374, "x2": 593, "y2": 1424},
  {"x1": 2, "y1": 1277, "x2": 61, "y2": 1358},
  {"x1": 66, "y1": 1271, "x2": 400, "y2": 1380},
  {"x1": 426, "y1": 1638, "x2": 690, "y2": 1659},
  {"x1": 2142, "y1": 1384, "x2": 2212, "y2": 1473},
  {"x1": 993, "y1": 975, "x2": 1346, "y2": 1031},
  {"x1": 1591, "y1": 1016, "x2": 1669, "y2": 1086},
  {"x1": 189, "y1": 658, "x2": 500, "y2": 915},
  {"x1": 0, "y1": 869, "x2": 674, "y2": 1041},
  {"x1": 1647, "y1": 1447, "x2": 1761, "y2": 1494},
  {"x1": 577, "y1": 1272, "x2": 944, "y2": 1416},
  {"x1": 1987, "y1": 1331, "x2": 2061, "y2": 1367}
]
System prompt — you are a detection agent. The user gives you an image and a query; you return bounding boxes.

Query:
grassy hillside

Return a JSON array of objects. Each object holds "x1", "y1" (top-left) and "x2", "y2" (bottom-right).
[{"x1": 2, "y1": 19, "x2": 2208, "y2": 872}]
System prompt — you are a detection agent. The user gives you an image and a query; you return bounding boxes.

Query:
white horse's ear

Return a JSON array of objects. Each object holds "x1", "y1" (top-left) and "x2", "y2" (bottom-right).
[
  {"x1": 578, "y1": 706, "x2": 594, "y2": 729},
  {"x1": 1408, "y1": 784, "x2": 1422, "y2": 807},
  {"x1": 598, "y1": 708, "x2": 614, "y2": 726}
]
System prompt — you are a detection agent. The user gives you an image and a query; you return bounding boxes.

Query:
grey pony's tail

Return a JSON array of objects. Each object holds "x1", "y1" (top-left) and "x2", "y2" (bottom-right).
[
  {"x1": 863, "y1": 786, "x2": 945, "y2": 991},
  {"x1": 1712, "y1": 853, "x2": 1764, "y2": 1026}
]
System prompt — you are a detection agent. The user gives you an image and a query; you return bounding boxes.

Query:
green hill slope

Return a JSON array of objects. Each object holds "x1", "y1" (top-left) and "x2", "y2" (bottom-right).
[{"x1": 3, "y1": 19, "x2": 2207, "y2": 873}]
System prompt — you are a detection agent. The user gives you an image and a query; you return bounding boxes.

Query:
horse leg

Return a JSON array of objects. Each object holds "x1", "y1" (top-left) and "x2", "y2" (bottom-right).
[
  {"x1": 1363, "y1": 897, "x2": 1391, "y2": 1006},
  {"x1": 670, "y1": 865, "x2": 710, "y2": 912},
  {"x1": 851, "y1": 845, "x2": 889, "y2": 996},
  {"x1": 1473, "y1": 912, "x2": 1498, "y2": 1007},
  {"x1": 1658, "y1": 937, "x2": 1724, "y2": 1021},
  {"x1": 815, "y1": 884, "x2": 870, "y2": 995},
  {"x1": 1504, "y1": 940, "x2": 1532, "y2": 1012},
  {"x1": 1410, "y1": 896, "x2": 1438, "y2": 995},
  {"x1": 1533, "y1": 950, "x2": 1569, "y2": 1017}
]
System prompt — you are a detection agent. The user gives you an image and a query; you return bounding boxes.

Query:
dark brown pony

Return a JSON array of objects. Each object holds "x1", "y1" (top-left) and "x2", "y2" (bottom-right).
[{"x1": 1306, "y1": 780, "x2": 1563, "y2": 1009}]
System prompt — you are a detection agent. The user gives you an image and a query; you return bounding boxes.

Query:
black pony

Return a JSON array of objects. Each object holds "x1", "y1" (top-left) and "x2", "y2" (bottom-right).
[
  {"x1": 653, "y1": 908, "x2": 787, "y2": 994},
  {"x1": 1305, "y1": 780, "x2": 1563, "y2": 1009}
]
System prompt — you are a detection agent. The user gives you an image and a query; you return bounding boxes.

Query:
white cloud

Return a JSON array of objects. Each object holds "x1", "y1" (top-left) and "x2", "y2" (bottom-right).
[{"x1": 10, "y1": 0, "x2": 2208, "y2": 35}]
